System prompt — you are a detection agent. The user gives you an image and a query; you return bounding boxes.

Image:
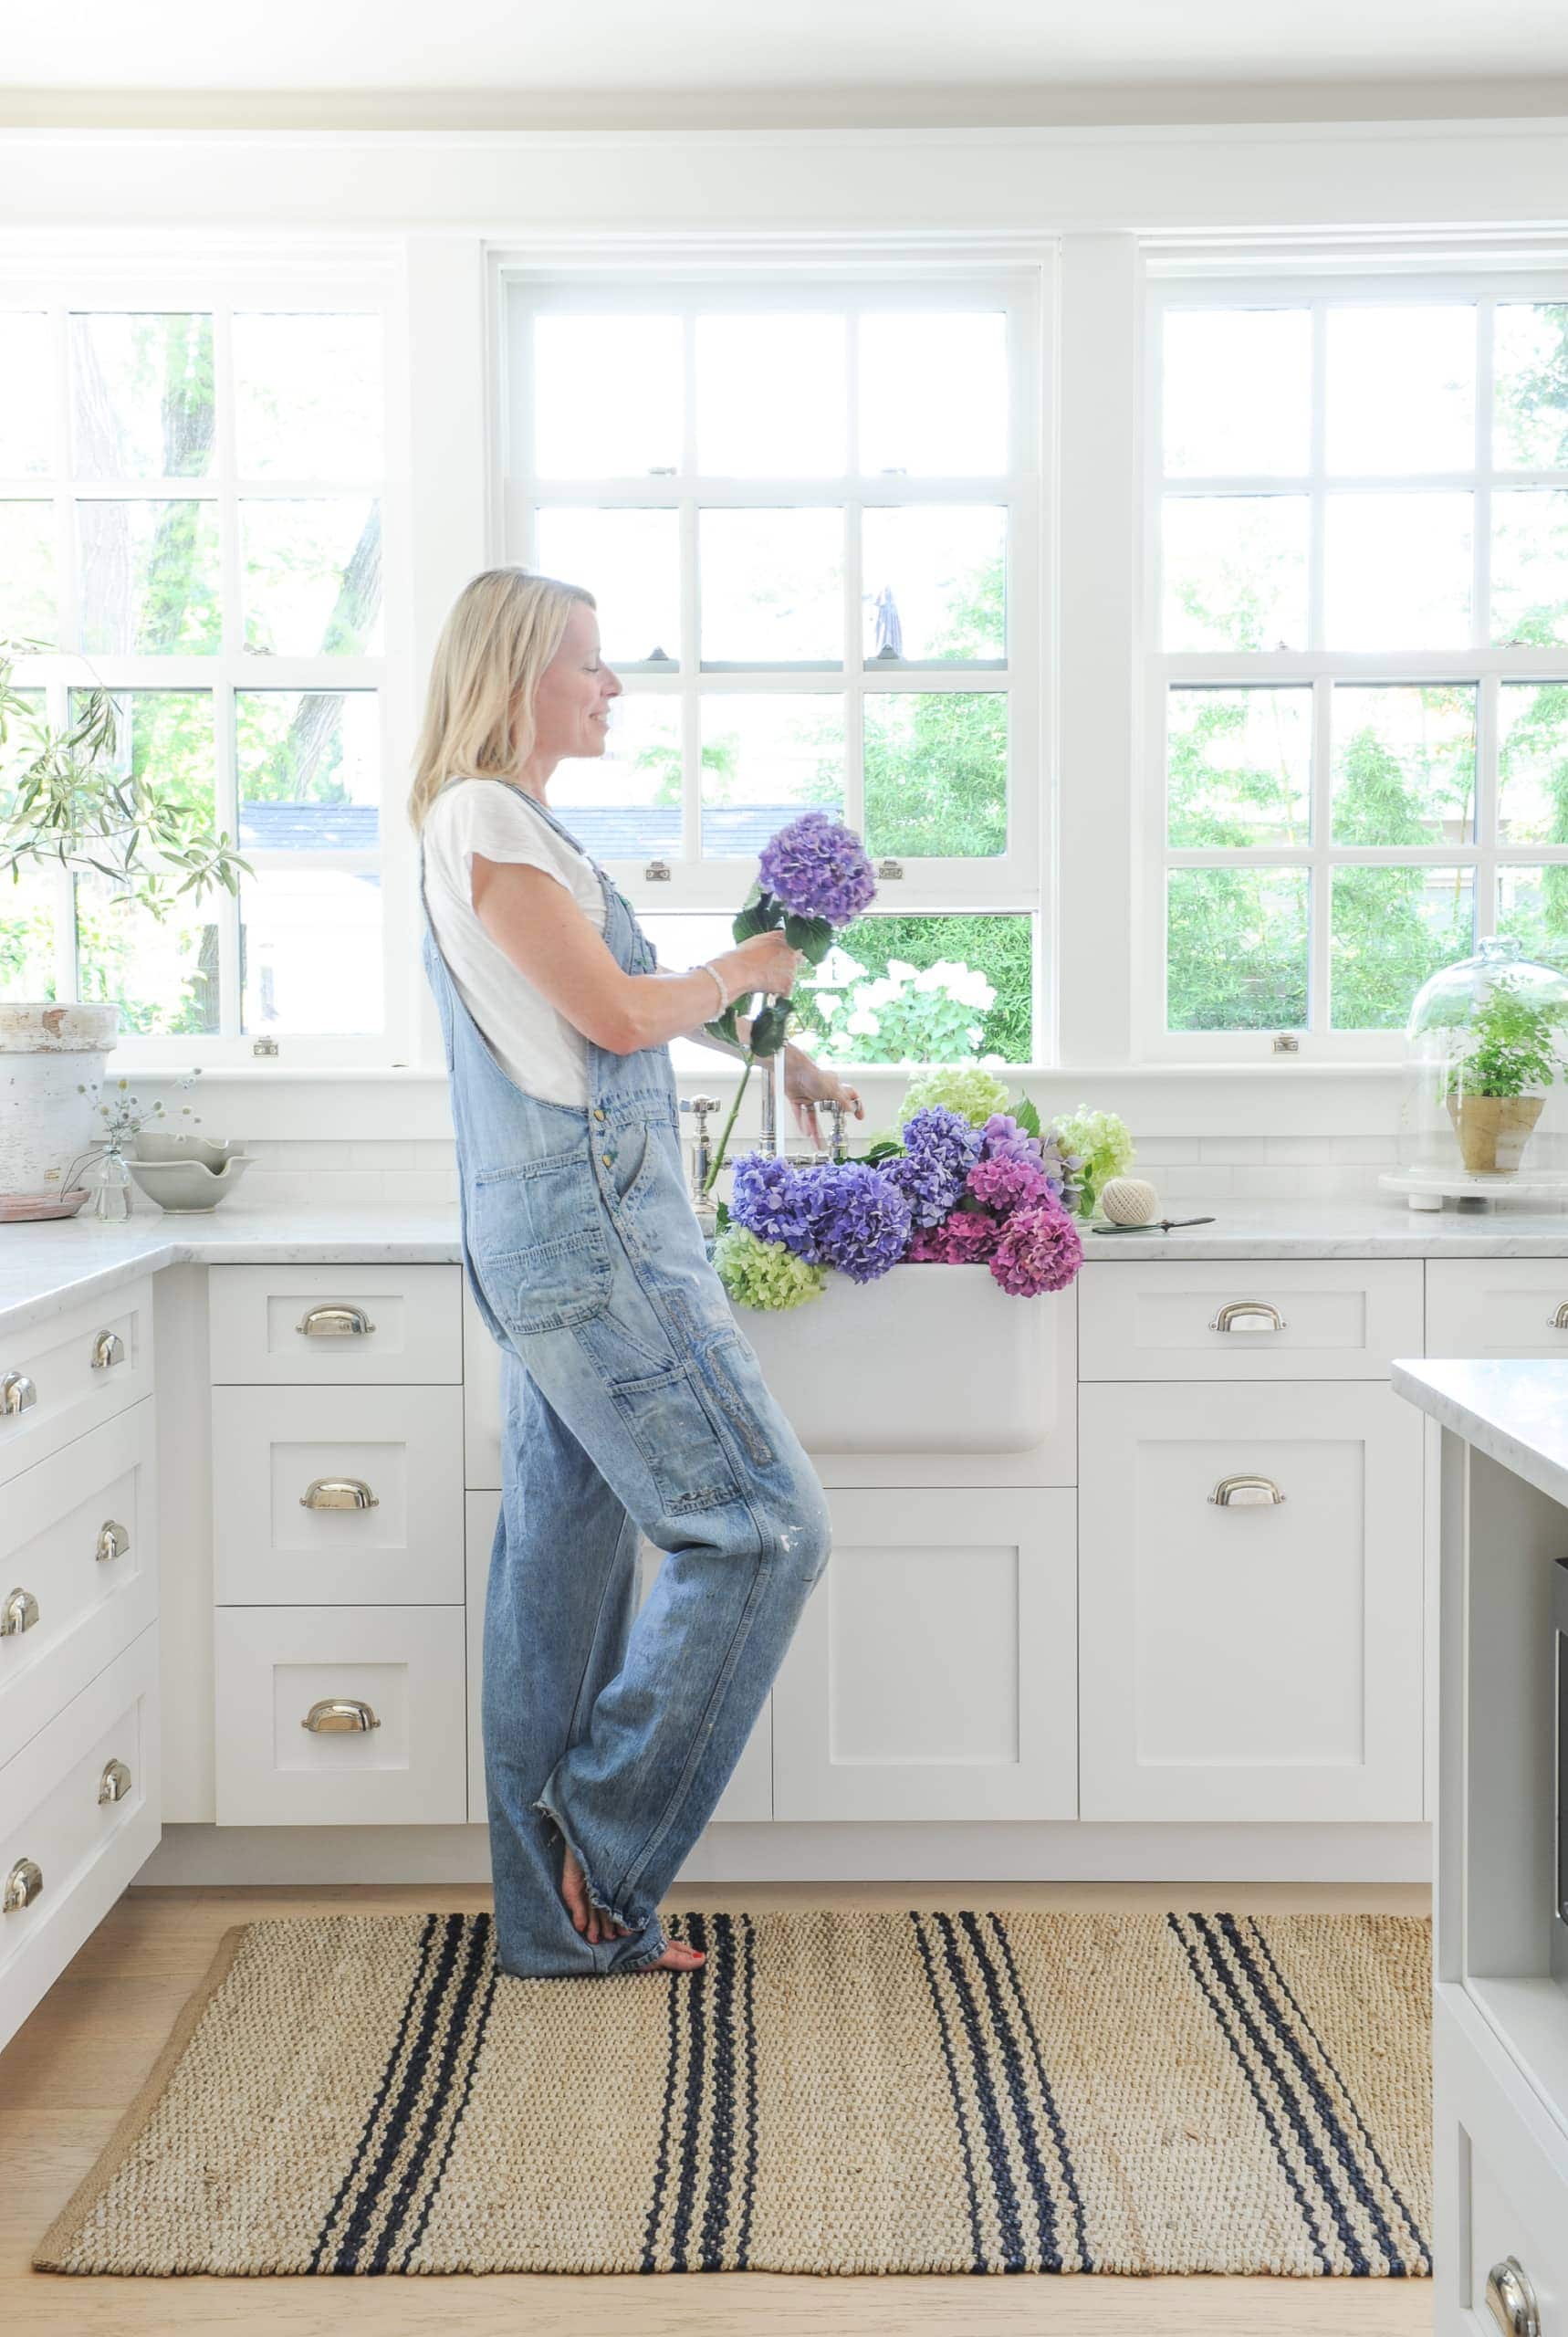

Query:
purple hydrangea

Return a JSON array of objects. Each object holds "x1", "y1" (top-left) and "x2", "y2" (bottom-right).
[
  {"x1": 728, "y1": 1151, "x2": 820, "y2": 1258},
  {"x1": 883, "y1": 1105, "x2": 983, "y2": 1227},
  {"x1": 757, "y1": 811, "x2": 877, "y2": 928},
  {"x1": 966, "y1": 1151, "x2": 1054, "y2": 1214},
  {"x1": 796, "y1": 1159, "x2": 913, "y2": 1283},
  {"x1": 989, "y1": 1200, "x2": 1084, "y2": 1297},
  {"x1": 977, "y1": 1111, "x2": 1045, "y2": 1166}
]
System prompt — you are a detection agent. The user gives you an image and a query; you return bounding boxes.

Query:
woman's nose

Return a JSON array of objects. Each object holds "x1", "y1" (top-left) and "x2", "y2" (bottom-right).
[{"x1": 603, "y1": 665, "x2": 622, "y2": 697}]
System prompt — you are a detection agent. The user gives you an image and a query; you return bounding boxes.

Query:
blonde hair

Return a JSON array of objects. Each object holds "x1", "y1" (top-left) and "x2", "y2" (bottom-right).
[{"x1": 407, "y1": 567, "x2": 596, "y2": 831}]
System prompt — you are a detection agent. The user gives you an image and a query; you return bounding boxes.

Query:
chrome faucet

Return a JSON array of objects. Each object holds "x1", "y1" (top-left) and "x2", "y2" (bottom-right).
[{"x1": 679, "y1": 1094, "x2": 721, "y2": 1214}]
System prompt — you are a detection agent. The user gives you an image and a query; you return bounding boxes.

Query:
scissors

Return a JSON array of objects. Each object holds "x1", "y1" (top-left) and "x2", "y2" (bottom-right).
[{"x1": 1091, "y1": 1215, "x2": 1218, "y2": 1235}]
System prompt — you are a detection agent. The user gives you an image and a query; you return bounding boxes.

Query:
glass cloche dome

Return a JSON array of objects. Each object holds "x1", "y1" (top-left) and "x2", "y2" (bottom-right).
[{"x1": 1395, "y1": 934, "x2": 1568, "y2": 1200}]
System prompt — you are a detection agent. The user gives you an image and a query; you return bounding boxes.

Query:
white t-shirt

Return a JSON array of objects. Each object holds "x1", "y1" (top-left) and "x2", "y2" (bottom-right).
[{"x1": 421, "y1": 777, "x2": 612, "y2": 1108}]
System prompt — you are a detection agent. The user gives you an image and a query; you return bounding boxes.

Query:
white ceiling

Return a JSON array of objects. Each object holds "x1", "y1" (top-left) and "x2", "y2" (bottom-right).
[{"x1": 9, "y1": 0, "x2": 1568, "y2": 98}]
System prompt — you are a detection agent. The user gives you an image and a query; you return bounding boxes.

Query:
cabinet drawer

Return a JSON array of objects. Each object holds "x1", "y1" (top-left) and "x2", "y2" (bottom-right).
[
  {"x1": 0, "y1": 1275, "x2": 154, "y2": 1487},
  {"x1": 211, "y1": 1385, "x2": 464, "y2": 1605},
  {"x1": 0, "y1": 1624, "x2": 160, "y2": 2054},
  {"x1": 207, "y1": 1263, "x2": 462, "y2": 1386},
  {"x1": 0, "y1": 1399, "x2": 158, "y2": 1770},
  {"x1": 772, "y1": 1486, "x2": 1077, "y2": 1822},
  {"x1": 1427, "y1": 1258, "x2": 1568, "y2": 1358},
  {"x1": 1436, "y1": 1988, "x2": 1568, "y2": 2335},
  {"x1": 1079, "y1": 1258, "x2": 1423, "y2": 1380},
  {"x1": 214, "y1": 1605, "x2": 466, "y2": 1826},
  {"x1": 1078, "y1": 1379, "x2": 1424, "y2": 1821}
]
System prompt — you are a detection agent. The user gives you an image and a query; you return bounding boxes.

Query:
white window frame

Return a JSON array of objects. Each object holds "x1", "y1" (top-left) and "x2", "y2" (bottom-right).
[
  {"x1": 1143, "y1": 261, "x2": 1568, "y2": 1063},
  {"x1": 497, "y1": 246, "x2": 1051, "y2": 1057},
  {"x1": 0, "y1": 247, "x2": 413, "y2": 1069}
]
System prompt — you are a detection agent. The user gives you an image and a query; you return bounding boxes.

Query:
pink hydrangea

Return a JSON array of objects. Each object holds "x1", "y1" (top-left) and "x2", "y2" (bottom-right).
[
  {"x1": 965, "y1": 1151, "x2": 1053, "y2": 1214},
  {"x1": 906, "y1": 1208, "x2": 1002, "y2": 1263},
  {"x1": 988, "y1": 1200, "x2": 1083, "y2": 1296}
]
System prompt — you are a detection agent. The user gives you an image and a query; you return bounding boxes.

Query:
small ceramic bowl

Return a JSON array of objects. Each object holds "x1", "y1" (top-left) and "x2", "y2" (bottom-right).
[
  {"x1": 126, "y1": 1155, "x2": 254, "y2": 1213},
  {"x1": 132, "y1": 1132, "x2": 238, "y2": 1172}
]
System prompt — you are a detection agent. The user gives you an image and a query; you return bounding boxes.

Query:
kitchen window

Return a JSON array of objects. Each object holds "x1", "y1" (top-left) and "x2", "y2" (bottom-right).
[
  {"x1": 1146, "y1": 274, "x2": 1568, "y2": 1058},
  {"x1": 504, "y1": 264, "x2": 1047, "y2": 1071},
  {"x1": 0, "y1": 268, "x2": 400, "y2": 1064}
]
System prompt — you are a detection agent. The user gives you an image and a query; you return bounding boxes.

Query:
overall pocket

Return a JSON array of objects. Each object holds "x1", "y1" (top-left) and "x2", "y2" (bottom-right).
[
  {"x1": 606, "y1": 1359, "x2": 742, "y2": 1516},
  {"x1": 470, "y1": 1148, "x2": 612, "y2": 1335}
]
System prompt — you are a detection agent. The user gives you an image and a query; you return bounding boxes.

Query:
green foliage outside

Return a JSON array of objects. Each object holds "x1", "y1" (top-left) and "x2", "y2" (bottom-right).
[
  {"x1": 1166, "y1": 306, "x2": 1568, "y2": 1034},
  {"x1": 641, "y1": 548, "x2": 1030, "y2": 1064}
]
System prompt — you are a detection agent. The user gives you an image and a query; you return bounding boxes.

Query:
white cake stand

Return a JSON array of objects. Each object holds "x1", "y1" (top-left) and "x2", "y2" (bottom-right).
[{"x1": 1378, "y1": 1167, "x2": 1568, "y2": 1213}]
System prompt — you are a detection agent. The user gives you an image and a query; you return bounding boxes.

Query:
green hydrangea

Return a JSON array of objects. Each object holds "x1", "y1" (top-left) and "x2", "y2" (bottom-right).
[
  {"x1": 1050, "y1": 1105, "x2": 1134, "y2": 1213},
  {"x1": 713, "y1": 1224, "x2": 829, "y2": 1312},
  {"x1": 897, "y1": 1064, "x2": 1013, "y2": 1128}
]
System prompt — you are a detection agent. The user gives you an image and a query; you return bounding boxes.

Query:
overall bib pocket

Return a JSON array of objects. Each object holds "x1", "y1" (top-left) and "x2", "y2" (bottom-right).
[{"x1": 470, "y1": 1148, "x2": 612, "y2": 1335}]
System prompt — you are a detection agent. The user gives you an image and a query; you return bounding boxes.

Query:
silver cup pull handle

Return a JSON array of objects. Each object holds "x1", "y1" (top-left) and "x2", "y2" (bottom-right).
[
  {"x1": 1209, "y1": 1301, "x2": 1287, "y2": 1334},
  {"x1": 4, "y1": 1858, "x2": 42, "y2": 1913},
  {"x1": 96, "y1": 1518, "x2": 130, "y2": 1564},
  {"x1": 2, "y1": 1370, "x2": 37, "y2": 1418},
  {"x1": 300, "y1": 1476, "x2": 380, "y2": 1511},
  {"x1": 298, "y1": 1304, "x2": 376, "y2": 1337},
  {"x1": 1547, "y1": 1304, "x2": 1568, "y2": 1330},
  {"x1": 90, "y1": 1328, "x2": 125, "y2": 1370},
  {"x1": 1209, "y1": 1474, "x2": 1287, "y2": 1507},
  {"x1": 1485, "y1": 2257, "x2": 1541, "y2": 2337},
  {"x1": 302, "y1": 1698, "x2": 381, "y2": 1734},
  {"x1": 1, "y1": 1588, "x2": 39, "y2": 1636},
  {"x1": 98, "y1": 1757, "x2": 132, "y2": 1805}
]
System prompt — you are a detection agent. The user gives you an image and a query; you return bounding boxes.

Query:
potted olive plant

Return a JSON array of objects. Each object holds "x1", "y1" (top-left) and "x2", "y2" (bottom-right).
[
  {"x1": 0, "y1": 637, "x2": 250, "y2": 1217},
  {"x1": 1442, "y1": 978, "x2": 1568, "y2": 1174}
]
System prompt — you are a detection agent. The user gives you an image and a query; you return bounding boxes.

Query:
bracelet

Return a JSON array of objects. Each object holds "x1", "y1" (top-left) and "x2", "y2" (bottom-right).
[{"x1": 696, "y1": 959, "x2": 729, "y2": 1018}]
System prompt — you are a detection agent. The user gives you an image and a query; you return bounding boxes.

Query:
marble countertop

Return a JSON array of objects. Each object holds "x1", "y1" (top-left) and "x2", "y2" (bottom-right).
[
  {"x1": 1391, "y1": 1357, "x2": 1568, "y2": 1511},
  {"x1": 6, "y1": 1193, "x2": 1568, "y2": 1343}
]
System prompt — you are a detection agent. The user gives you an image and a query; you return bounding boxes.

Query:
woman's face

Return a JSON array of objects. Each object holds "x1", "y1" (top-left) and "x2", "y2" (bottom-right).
[{"x1": 528, "y1": 599, "x2": 622, "y2": 766}]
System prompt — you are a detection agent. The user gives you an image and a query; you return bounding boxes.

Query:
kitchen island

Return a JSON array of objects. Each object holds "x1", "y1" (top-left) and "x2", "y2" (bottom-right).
[{"x1": 1391, "y1": 1358, "x2": 1568, "y2": 2336}]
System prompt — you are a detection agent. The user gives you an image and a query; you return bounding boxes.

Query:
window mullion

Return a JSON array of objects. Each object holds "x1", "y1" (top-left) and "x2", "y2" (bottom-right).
[
  {"x1": 679, "y1": 307, "x2": 700, "y2": 873},
  {"x1": 1311, "y1": 672, "x2": 1333, "y2": 1035}
]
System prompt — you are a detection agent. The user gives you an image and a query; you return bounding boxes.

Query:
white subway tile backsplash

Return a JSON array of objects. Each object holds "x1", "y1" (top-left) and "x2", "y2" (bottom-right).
[{"x1": 1199, "y1": 1135, "x2": 1266, "y2": 1164}]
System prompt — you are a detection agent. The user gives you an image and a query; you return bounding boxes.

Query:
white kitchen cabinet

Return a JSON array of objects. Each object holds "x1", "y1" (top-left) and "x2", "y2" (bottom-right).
[
  {"x1": 1078, "y1": 1380, "x2": 1424, "y2": 1822},
  {"x1": 210, "y1": 1384, "x2": 465, "y2": 1606},
  {"x1": 1079, "y1": 1257, "x2": 1423, "y2": 1382},
  {"x1": 1427, "y1": 1256, "x2": 1568, "y2": 1360},
  {"x1": 0, "y1": 1274, "x2": 154, "y2": 1483},
  {"x1": 464, "y1": 1490, "x2": 769, "y2": 1825},
  {"x1": 207, "y1": 1263, "x2": 462, "y2": 1386},
  {"x1": 0, "y1": 1624, "x2": 160, "y2": 2049},
  {"x1": 214, "y1": 1604, "x2": 466, "y2": 1826},
  {"x1": 0, "y1": 1399, "x2": 158, "y2": 1770},
  {"x1": 771, "y1": 1485, "x2": 1077, "y2": 1821}
]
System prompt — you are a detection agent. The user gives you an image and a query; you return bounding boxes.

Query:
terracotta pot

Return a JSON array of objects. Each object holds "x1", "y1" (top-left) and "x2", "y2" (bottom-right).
[
  {"x1": 0, "y1": 999, "x2": 120, "y2": 1218},
  {"x1": 1445, "y1": 1091, "x2": 1545, "y2": 1174}
]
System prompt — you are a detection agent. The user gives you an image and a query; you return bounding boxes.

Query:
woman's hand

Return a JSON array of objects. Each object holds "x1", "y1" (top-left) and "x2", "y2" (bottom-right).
[{"x1": 782, "y1": 1040, "x2": 864, "y2": 1146}]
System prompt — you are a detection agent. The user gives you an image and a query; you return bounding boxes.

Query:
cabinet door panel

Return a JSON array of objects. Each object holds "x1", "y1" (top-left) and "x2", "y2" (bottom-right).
[
  {"x1": 1079, "y1": 1381, "x2": 1423, "y2": 1821},
  {"x1": 1427, "y1": 1257, "x2": 1568, "y2": 1359},
  {"x1": 463, "y1": 1492, "x2": 769, "y2": 1829},
  {"x1": 1080, "y1": 1259, "x2": 1423, "y2": 1381},
  {"x1": 772, "y1": 1486, "x2": 1076, "y2": 1821}
]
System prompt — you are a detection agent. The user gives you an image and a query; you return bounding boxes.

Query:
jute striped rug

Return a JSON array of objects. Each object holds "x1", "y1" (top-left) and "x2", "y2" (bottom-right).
[{"x1": 36, "y1": 1907, "x2": 1431, "y2": 2279}]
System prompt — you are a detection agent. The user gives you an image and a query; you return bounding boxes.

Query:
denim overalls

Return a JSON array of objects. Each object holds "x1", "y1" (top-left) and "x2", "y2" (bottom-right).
[{"x1": 420, "y1": 781, "x2": 831, "y2": 1976}]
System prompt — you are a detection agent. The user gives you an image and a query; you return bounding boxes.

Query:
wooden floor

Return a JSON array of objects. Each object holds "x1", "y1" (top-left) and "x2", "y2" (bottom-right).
[{"x1": 4, "y1": 1877, "x2": 1434, "y2": 2336}]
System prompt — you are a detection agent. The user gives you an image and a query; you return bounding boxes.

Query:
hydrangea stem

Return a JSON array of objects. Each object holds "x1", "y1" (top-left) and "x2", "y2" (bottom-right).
[{"x1": 701, "y1": 1051, "x2": 756, "y2": 1198}]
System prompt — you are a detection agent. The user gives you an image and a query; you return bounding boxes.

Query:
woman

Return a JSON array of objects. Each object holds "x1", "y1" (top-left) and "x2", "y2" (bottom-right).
[{"x1": 412, "y1": 568, "x2": 863, "y2": 1978}]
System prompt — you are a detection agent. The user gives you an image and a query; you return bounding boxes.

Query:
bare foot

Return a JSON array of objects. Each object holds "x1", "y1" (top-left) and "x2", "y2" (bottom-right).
[{"x1": 558, "y1": 1841, "x2": 706, "y2": 1970}]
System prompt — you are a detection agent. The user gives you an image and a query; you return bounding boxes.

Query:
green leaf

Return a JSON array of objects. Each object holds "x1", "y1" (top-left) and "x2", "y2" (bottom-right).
[
  {"x1": 714, "y1": 1198, "x2": 731, "y2": 1232},
  {"x1": 732, "y1": 897, "x2": 777, "y2": 943},
  {"x1": 748, "y1": 1000, "x2": 791, "y2": 1055},
  {"x1": 782, "y1": 911, "x2": 833, "y2": 962},
  {"x1": 1012, "y1": 1092, "x2": 1042, "y2": 1137}
]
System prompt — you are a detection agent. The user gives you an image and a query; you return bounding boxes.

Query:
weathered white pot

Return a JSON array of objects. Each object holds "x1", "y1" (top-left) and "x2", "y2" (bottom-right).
[
  {"x1": 0, "y1": 1000, "x2": 120, "y2": 1211},
  {"x1": 729, "y1": 1259, "x2": 1057, "y2": 1452}
]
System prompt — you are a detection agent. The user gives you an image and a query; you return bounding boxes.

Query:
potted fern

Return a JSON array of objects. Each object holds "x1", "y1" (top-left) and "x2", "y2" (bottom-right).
[
  {"x1": 0, "y1": 637, "x2": 250, "y2": 1217},
  {"x1": 1441, "y1": 976, "x2": 1568, "y2": 1175}
]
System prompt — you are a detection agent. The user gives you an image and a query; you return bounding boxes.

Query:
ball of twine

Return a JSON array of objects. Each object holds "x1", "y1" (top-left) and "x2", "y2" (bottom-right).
[{"x1": 1098, "y1": 1176, "x2": 1160, "y2": 1225}]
